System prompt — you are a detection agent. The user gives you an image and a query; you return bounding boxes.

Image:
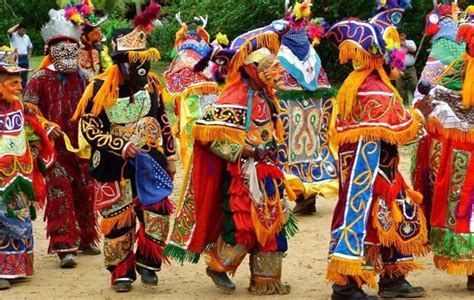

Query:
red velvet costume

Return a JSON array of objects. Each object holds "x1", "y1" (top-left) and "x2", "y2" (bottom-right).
[{"x1": 24, "y1": 66, "x2": 98, "y2": 254}]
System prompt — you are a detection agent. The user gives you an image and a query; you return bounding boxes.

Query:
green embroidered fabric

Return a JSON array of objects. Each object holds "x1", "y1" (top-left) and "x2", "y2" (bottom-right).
[
  {"x1": 431, "y1": 227, "x2": 474, "y2": 261},
  {"x1": 105, "y1": 90, "x2": 151, "y2": 124},
  {"x1": 209, "y1": 140, "x2": 243, "y2": 163}
]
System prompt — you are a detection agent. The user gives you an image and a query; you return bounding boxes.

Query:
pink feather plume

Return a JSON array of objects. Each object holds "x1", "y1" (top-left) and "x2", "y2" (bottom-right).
[{"x1": 133, "y1": 2, "x2": 161, "y2": 33}]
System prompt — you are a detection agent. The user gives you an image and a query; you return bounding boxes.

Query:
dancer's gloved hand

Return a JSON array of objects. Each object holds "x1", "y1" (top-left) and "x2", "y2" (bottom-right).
[
  {"x1": 48, "y1": 126, "x2": 63, "y2": 140},
  {"x1": 417, "y1": 94, "x2": 434, "y2": 118},
  {"x1": 123, "y1": 143, "x2": 142, "y2": 159},
  {"x1": 166, "y1": 159, "x2": 177, "y2": 180}
]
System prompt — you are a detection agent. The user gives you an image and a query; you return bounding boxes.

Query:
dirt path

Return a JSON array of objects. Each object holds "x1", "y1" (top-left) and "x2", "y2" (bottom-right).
[{"x1": 2, "y1": 146, "x2": 473, "y2": 299}]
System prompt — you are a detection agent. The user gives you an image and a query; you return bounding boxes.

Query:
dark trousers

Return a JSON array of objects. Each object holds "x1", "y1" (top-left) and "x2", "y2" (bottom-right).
[{"x1": 18, "y1": 55, "x2": 29, "y2": 91}]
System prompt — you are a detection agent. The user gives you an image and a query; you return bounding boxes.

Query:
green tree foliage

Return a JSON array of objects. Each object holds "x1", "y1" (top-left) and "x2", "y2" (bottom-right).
[
  {"x1": 0, "y1": 0, "x2": 59, "y2": 55},
  {"x1": 1, "y1": 0, "x2": 471, "y2": 84}
]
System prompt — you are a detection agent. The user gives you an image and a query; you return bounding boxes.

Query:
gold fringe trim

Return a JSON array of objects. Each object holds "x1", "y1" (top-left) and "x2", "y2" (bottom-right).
[
  {"x1": 249, "y1": 281, "x2": 290, "y2": 295},
  {"x1": 100, "y1": 205, "x2": 136, "y2": 235},
  {"x1": 128, "y1": 48, "x2": 161, "y2": 63},
  {"x1": 192, "y1": 124, "x2": 245, "y2": 145},
  {"x1": 434, "y1": 255, "x2": 474, "y2": 276},
  {"x1": 382, "y1": 261, "x2": 423, "y2": 278},
  {"x1": 326, "y1": 257, "x2": 378, "y2": 289},
  {"x1": 332, "y1": 108, "x2": 423, "y2": 147},
  {"x1": 371, "y1": 200, "x2": 430, "y2": 257},
  {"x1": 72, "y1": 65, "x2": 121, "y2": 120},
  {"x1": 426, "y1": 117, "x2": 474, "y2": 143}
]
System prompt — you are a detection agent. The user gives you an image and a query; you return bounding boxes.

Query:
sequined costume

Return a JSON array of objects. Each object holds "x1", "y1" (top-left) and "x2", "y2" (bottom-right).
[
  {"x1": 412, "y1": 2, "x2": 465, "y2": 225},
  {"x1": 72, "y1": 5, "x2": 176, "y2": 287},
  {"x1": 420, "y1": 7, "x2": 474, "y2": 277},
  {"x1": 165, "y1": 24, "x2": 296, "y2": 295},
  {"x1": 324, "y1": 1, "x2": 429, "y2": 292},
  {"x1": 24, "y1": 48, "x2": 99, "y2": 254},
  {"x1": 0, "y1": 47, "x2": 54, "y2": 282}
]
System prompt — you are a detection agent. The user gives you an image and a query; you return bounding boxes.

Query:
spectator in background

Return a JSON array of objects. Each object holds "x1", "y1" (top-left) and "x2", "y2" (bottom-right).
[
  {"x1": 396, "y1": 28, "x2": 418, "y2": 104},
  {"x1": 7, "y1": 23, "x2": 32, "y2": 91}
]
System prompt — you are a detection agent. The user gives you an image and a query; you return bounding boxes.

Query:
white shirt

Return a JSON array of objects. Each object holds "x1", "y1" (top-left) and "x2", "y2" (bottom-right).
[
  {"x1": 402, "y1": 40, "x2": 416, "y2": 68},
  {"x1": 9, "y1": 32, "x2": 32, "y2": 55}
]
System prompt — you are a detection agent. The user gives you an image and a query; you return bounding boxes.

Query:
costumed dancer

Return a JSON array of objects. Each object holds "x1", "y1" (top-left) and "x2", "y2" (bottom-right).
[
  {"x1": 412, "y1": 0, "x2": 465, "y2": 228},
  {"x1": 275, "y1": 0, "x2": 338, "y2": 215},
  {"x1": 165, "y1": 25, "x2": 297, "y2": 295},
  {"x1": 72, "y1": 2, "x2": 176, "y2": 293},
  {"x1": 163, "y1": 12, "x2": 221, "y2": 169},
  {"x1": 422, "y1": 6, "x2": 474, "y2": 290},
  {"x1": 324, "y1": 1, "x2": 434, "y2": 299},
  {"x1": 23, "y1": 8, "x2": 100, "y2": 268},
  {"x1": 65, "y1": 0, "x2": 112, "y2": 79},
  {"x1": 0, "y1": 47, "x2": 54, "y2": 289}
]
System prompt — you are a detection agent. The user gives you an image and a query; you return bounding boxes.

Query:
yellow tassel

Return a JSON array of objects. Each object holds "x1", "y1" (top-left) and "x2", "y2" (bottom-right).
[
  {"x1": 391, "y1": 201, "x2": 403, "y2": 224},
  {"x1": 461, "y1": 53, "x2": 474, "y2": 108},
  {"x1": 128, "y1": 48, "x2": 161, "y2": 63},
  {"x1": 406, "y1": 189, "x2": 423, "y2": 205}
]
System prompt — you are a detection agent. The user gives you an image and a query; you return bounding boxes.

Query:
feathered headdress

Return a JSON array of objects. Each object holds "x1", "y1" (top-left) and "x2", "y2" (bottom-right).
[
  {"x1": 0, "y1": 46, "x2": 29, "y2": 74},
  {"x1": 65, "y1": 0, "x2": 108, "y2": 28},
  {"x1": 41, "y1": 9, "x2": 82, "y2": 45}
]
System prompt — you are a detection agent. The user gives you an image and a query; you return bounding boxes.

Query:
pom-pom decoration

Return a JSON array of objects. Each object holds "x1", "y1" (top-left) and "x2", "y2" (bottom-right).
[
  {"x1": 216, "y1": 32, "x2": 229, "y2": 46},
  {"x1": 65, "y1": 4, "x2": 83, "y2": 25},
  {"x1": 293, "y1": 1, "x2": 312, "y2": 20},
  {"x1": 307, "y1": 18, "x2": 325, "y2": 46},
  {"x1": 133, "y1": 2, "x2": 161, "y2": 34}
]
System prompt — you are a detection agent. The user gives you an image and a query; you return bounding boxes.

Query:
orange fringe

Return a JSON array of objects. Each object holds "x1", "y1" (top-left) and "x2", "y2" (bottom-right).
[
  {"x1": 371, "y1": 199, "x2": 430, "y2": 256},
  {"x1": 192, "y1": 124, "x2": 246, "y2": 145},
  {"x1": 434, "y1": 255, "x2": 474, "y2": 276},
  {"x1": 100, "y1": 205, "x2": 136, "y2": 235},
  {"x1": 426, "y1": 117, "x2": 474, "y2": 143},
  {"x1": 326, "y1": 257, "x2": 378, "y2": 289},
  {"x1": 38, "y1": 55, "x2": 52, "y2": 70},
  {"x1": 382, "y1": 261, "x2": 423, "y2": 278},
  {"x1": 72, "y1": 65, "x2": 121, "y2": 120},
  {"x1": 332, "y1": 108, "x2": 423, "y2": 147}
]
